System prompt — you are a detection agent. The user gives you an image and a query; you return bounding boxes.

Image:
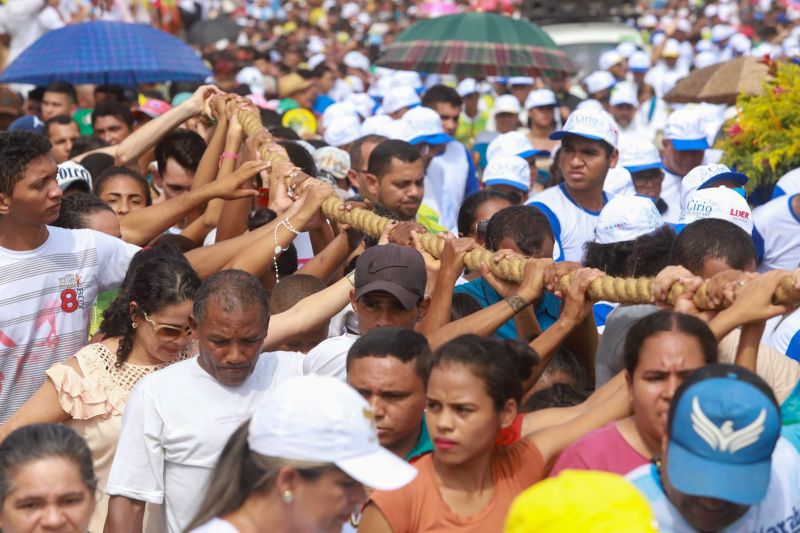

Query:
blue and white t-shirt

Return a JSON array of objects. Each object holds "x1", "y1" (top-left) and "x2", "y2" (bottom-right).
[
  {"x1": 752, "y1": 194, "x2": 800, "y2": 272},
  {"x1": 528, "y1": 183, "x2": 608, "y2": 262},
  {"x1": 660, "y1": 169, "x2": 683, "y2": 224},
  {"x1": 771, "y1": 168, "x2": 800, "y2": 200},
  {"x1": 767, "y1": 308, "x2": 800, "y2": 363},
  {"x1": 627, "y1": 438, "x2": 800, "y2": 533}
]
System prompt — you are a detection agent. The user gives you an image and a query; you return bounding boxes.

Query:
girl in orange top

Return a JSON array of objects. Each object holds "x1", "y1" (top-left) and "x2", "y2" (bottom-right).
[{"x1": 359, "y1": 334, "x2": 630, "y2": 533}]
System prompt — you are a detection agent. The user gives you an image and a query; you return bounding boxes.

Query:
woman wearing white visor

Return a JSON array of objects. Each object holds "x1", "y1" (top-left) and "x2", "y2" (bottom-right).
[{"x1": 185, "y1": 375, "x2": 417, "y2": 533}]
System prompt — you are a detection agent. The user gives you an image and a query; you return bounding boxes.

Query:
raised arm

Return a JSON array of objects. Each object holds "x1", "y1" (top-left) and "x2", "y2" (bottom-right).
[{"x1": 0, "y1": 371, "x2": 71, "y2": 443}]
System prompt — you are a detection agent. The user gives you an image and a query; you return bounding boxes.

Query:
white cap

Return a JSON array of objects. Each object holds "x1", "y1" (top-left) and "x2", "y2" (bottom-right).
[
  {"x1": 382, "y1": 86, "x2": 420, "y2": 115},
  {"x1": 322, "y1": 102, "x2": 359, "y2": 128},
  {"x1": 619, "y1": 140, "x2": 662, "y2": 173},
  {"x1": 307, "y1": 53, "x2": 327, "y2": 71},
  {"x1": 314, "y1": 146, "x2": 351, "y2": 180},
  {"x1": 695, "y1": 39, "x2": 715, "y2": 53},
  {"x1": 602, "y1": 165, "x2": 635, "y2": 197},
  {"x1": 616, "y1": 41, "x2": 638, "y2": 58},
  {"x1": 680, "y1": 164, "x2": 748, "y2": 207},
  {"x1": 308, "y1": 36, "x2": 326, "y2": 55},
  {"x1": 583, "y1": 70, "x2": 616, "y2": 95},
  {"x1": 576, "y1": 98, "x2": 605, "y2": 112},
  {"x1": 493, "y1": 94, "x2": 521, "y2": 115},
  {"x1": 236, "y1": 67, "x2": 265, "y2": 97},
  {"x1": 359, "y1": 114, "x2": 393, "y2": 137},
  {"x1": 508, "y1": 76, "x2": 534, "y2": 87},
  {"x1": 663, "y1": 108, "x2": 709, "y2": 151},
  {"x1": 482, "y1": 154, "x2": 530, "y2": 193},
  {"x1": 751, "y1": 42, "x2": 779, "y2": 59},
  {"x1": 248, "y1": 375, "x2": 417, "y2": 491},
  {"x1": 694, "y1": 51, "x2": 719, "y2": 69},
  {"x1": 341, "y1": 2, "x2": 360, "y2": 18},
  {"x1": 525, "y1": 89, "x2": 557, "y2": 109},
  {"x1": 599, "y1": 50, "x2": 625, "y2": 71},
  {"x1": 324, "y1": 115, "x2": 362, "y2": 147},
  {"x1": 344, "y1": 51, "x2": 370, "y2": 72},
  {"x1": 730, "y1": 33, "x2": 752, "y2": 54},
  {"x1": 640, "y1": 14, "x2": 658, "y2": 28},
  {"x1": 679, "y1": 186, "x2": 753, "y2": 233},
  {"x1": 676, "y1": 18, "x2": 692, "y2": 34},
  {"x1": 705, "y1": 4, "x2": 718, "y2": 17},
  {"x1": 456, "y1": 78, "x2": 478, "y2": 97},
  {"x1": 56, "y1": 161, "x2": 92, "y2": 192},
  {"x1": 382, "y1": 118, "x2": 416, "y2": 141},
  {"x1": 369, "y1": 75, "x2": 394, "y2": 98},
  {"x1": 711, "y1": 24, "x2": 735, "y2": 43},
  {"x1": 392, "y1": 70, "x2": 423, "y2": 90},
  {"x1": 595, "y1": 196, "x2": 662, "y2": 244},
  {"x1": 403, "y1": 106, "x2": 452, "y2": 145},
  {"x1": 346, "y1": 92, "x2": 375, "y2": 120},
  {"x1": 628, "y1": 50, "x2": 651, "y2": 72},
  {"x1": 550, "y1": 108, "x2": 619, "y2": 149},
  {"x1": 662, "y1": 38, "x2": 681, "y2": 57},
  {"x1": 609, "y1": 82, "x2": 638, "y2": 107},
  {"x1": 486, "y1": 131, "x2": 547, "y2": 161}
]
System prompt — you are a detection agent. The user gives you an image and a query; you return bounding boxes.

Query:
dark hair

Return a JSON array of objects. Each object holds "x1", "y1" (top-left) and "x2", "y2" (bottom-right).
[
  {"x1": 349, "y1": 134, "x2": 387, "y2": 172},
  {"x1": 52, "y1": 192, "x2": 114, "y2": 230},
  {"x1": 0, "y1": 424, "x2": 96, "y2": 502},
  {"x1": 100, "y1": 247, "x2": 200, "y2": 365},
  {"x1": 0, "y1": 131, "x2": 52, "y2": 196},
  {"x1": 521, "y1": 383, "x2": 589, "y2": 412},
  {"x1": 259, "y1": 109, "x2": 282, "y2": 128},
  {"x1": 429, "y1": 335, "x2": 539, "y2": 409},
  {"x1": 450, "y1": 292, "x2": 482, "y2": 322},
  {"x1": 367, "y1": 139, "x2": 421, "y2": 178},
  {"x1": 247, "y1": 208, "x2": 298, "y2": 277},
  {"x1": 630, "y1": 167, "x2": 664, "y2": 183},
  {"x1": 92, "y1": 100, "x2": 134, "y2": 129},
  {"x1": 485, "y1": 205, "x2": 553, "y2": 255},
  {"x1": 69, "y1": 137, "x2": 110, "y2": 160},
  {"x1": 193, "y1": 270, "x2": 270, "y2": 327},
  {"x1": 541, "y1": 346, "x2": 585, "y2": 389},
  {"x1": 154, "y1": 130, "x2": 206, "y2": 174},
  {"x1": 44, "y1": 81, "x2": 77, "y2": 104},
  {"x1": 278, "y1": 141, "x2": 318, "y2": 177},
  {"x1": 623, "y1": 310, "x2": 718, "y2": 376},
  {"x1": 347, "y1": 327, "x2": 432, "y2": 381},
  {"x1": 43, "y1": 114, "x2": 77, "y2": 138},
  {"x1": 582, "y1": 225, "x2": 676, "y2": 277},
  {"x1": 670, "y1": 219, "x2": 756, "y2": 275},
  {"x1": 94, "y1": 166, "x2": 152, "y2": 206},
  {"x1": 94, "y1": 85, "x2": 125, "y2": 101},
  {"x1": 28, "y1": 86, "x2": 45, "y2": 102},
  {"x1": 456, "y1": 189, "x2": 516, "y2": 236},
  {"x1": 148, "y1": 233, "x2": 199, "y2": 252},
  {"x1": 268, "y1": 125, "x2": 301, "y2": 141},
  {"x1": 422, "y1": 84, "x2": 463, "y2": 108},
  {"x1": 269, "y1": 274, "x2": 325, "y2": 314}
]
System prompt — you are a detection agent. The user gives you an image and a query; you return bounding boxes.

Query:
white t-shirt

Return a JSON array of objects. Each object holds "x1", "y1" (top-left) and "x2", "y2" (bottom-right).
[
  {"x1": 105, "y1": 352, "x2": 303, "y2": 533},
  {"x1": 302, "y1": 333, "x2": 359, "y2": 380},
  {"x1": 528, "y1": 183, "x2": 609, "y2": 262},
  {"x1": 426, "y1": 140, "x2": 471, "y2": 234},
  {"x1": 188, "y1": 517, "x2": 239, "y2": 533},
  {"x1": 753, "y1": 194, "x2": 800, "y2": 272},
  {"x1": 660, "y1": 170, "x2": 682, "y2": 224},
  {"x1": 771, "y1": 168, "x2": 800, "y2": 199},
  {"x1": 766, "y1": 308, "x2": 800, "y2": 363},
  {"x1": 0, "y1": 227, "x2": 139, "y2": 423},
  {"x1": 627, "y1": 438, "x2": 800, "y2": 532}
]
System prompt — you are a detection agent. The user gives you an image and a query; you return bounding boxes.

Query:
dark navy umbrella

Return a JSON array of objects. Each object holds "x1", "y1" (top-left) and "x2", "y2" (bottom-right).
[{"x1": 0, "y1": 21, "x2": 211, "y2": 85}]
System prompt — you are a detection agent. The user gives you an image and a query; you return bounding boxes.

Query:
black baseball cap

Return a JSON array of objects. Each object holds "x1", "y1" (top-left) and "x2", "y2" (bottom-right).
[{"x1": 354, "y1": 244, "x2": 427, "y2": 310}]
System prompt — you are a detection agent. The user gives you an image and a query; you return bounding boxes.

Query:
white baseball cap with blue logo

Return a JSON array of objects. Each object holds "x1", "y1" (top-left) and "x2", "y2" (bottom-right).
[
  {"x1": 482, "y1": 154, "x2": 530, "y2": 193},
  {"x1": 664, "y1": 108, "x2": 710, "y2": 151},
  {"x1": 487, "y1": 131, "x2": 549, "y2": 162},
  {"x1": 678, "y1": 186, "x2": 753, "y2": 233},
  {"x1": 679, "y1": 164, "x2": 748, "y2": 208},
  {"x1": 595, "y1": 195, "x2": 662, "y2": 244},
  {"x1": 619, "y1": 140, "x2": 662, "y2": 173},
  {"x1": 550, "y1": 108, "x2": 620, "y2": 150}
]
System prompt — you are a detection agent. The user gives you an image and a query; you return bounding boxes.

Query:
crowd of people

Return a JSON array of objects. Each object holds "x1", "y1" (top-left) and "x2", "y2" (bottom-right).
[{"x1": 1, "y1": 0, "x2": 800, "y2": 532}]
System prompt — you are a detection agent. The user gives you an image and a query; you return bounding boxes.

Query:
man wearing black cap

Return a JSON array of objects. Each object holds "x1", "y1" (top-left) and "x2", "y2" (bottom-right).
[{"x1": 304, "y1": 243, "x2": 544, "y2": 380}]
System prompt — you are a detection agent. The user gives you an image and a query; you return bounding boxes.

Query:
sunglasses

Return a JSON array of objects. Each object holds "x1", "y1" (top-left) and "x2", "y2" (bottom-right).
[{"x1": 142, "y1": 311, "x2": 192, "y2": 341}]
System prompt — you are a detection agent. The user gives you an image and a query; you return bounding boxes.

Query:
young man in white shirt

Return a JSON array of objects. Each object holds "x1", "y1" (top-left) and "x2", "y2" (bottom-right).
[
  {"x1": 527, "y1": 108, "x2": 620, "y2": 262},
  {"x1": 660, "y1": 108, "x2": 709, "y2": 223},
  {"x1": 628, "y1": 364, "x2": 800, "y2": 532},
  {"x1": 0, "y1": 131, "x2": 139, "y2": 424},
  {"x1": 753, "y1": 192, "x2": 800, "y2": 272},
  {"x1": 105, "y1": 270, "x2": 302, "y2": 533}
]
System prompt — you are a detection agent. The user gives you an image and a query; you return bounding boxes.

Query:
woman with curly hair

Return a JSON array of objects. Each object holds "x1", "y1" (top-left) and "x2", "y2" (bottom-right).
[{"x1": 0, "y1": 246, "x2": 200, "y2": 532}]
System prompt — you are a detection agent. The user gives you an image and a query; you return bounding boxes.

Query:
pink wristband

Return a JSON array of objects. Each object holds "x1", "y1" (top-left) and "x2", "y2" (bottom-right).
[{"x1": 218, "y1": 152, "x2": 239, "y2": 167}]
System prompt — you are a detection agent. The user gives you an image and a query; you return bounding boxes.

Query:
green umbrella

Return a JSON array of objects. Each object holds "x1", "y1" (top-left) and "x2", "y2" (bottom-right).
[{"x1": 377, "y1": 12, "x2": 574, "y2": 79}]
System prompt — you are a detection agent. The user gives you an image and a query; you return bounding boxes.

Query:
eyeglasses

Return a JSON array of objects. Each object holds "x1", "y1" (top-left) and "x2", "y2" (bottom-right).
[
  {"x1": 142, "y1": 312, "x2": 192, "y2": 340},
  {"x1": 473, "y1": 219, "x2": 490, "y2": 239}
]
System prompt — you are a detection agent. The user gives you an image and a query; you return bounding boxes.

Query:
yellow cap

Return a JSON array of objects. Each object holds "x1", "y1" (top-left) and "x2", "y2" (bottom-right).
[{"x1": 504, "y1": 470, "x2": 659, "y2": 533}]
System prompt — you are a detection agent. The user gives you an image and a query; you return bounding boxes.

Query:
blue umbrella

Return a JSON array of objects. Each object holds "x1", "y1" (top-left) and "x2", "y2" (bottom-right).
[{"x1": 0, "y1": 21, "x2": 211, "y2": 85}]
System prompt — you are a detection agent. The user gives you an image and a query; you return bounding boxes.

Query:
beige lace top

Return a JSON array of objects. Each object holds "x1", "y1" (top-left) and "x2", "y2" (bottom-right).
[{"x1": 46, "y1": 342, "x2": 195, "y2": 533}]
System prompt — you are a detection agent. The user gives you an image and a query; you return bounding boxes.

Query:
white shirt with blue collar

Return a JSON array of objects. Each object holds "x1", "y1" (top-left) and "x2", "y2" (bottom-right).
[
  {"x1": 753, "y1": 193, "x2": 800, "y2": 272},
  {"x1": 528, "y1": 183, "x2": 609, "y2": 262}
]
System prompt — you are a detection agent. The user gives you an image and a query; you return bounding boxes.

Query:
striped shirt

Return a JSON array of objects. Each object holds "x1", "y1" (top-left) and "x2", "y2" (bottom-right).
[{"x1": 0, "y1": 227, "x2": 138, "y2": 423}]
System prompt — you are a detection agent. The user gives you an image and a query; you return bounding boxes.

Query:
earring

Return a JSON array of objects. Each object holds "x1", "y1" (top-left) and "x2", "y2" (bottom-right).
[
  {"x1": 281, "y1": 490, "x2": 294, "y2": 504},
  {"x1": 131, "y1": 321, "x2": 137, "y2": 329}
]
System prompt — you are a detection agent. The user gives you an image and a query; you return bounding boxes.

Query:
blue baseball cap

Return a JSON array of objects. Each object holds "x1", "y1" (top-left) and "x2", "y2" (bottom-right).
[
  {"x1": 403, "y1": 106, "x2": 453, "y2": 146},
  {"x1": 667, "y1": 364, "x2": 781, "y2": 506}
]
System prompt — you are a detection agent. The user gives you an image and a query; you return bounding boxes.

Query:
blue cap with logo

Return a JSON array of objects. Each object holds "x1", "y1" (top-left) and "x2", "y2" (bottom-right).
[{"x1": 666, "y1": 364, "x2": 781, "y2": 506}]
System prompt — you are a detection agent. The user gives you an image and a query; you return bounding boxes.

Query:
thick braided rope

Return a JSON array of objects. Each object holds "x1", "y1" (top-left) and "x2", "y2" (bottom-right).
[{"x1": 227, "y1": 105, "x2": 800, "y2": 310}]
